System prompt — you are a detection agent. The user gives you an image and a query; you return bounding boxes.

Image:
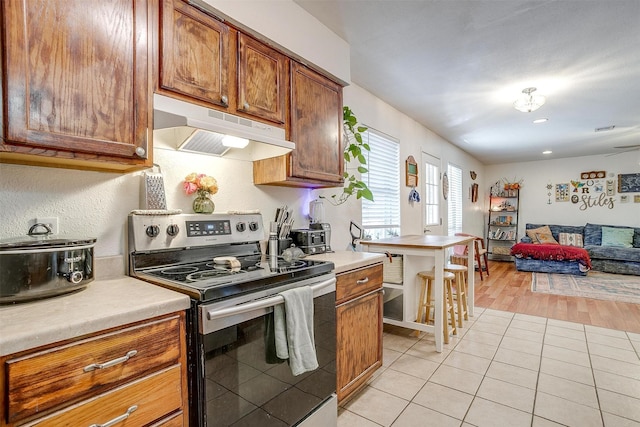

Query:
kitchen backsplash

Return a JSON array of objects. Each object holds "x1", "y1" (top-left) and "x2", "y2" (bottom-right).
[{"x1": 0, "y1": 147, "x2": 320, "y2": 258}]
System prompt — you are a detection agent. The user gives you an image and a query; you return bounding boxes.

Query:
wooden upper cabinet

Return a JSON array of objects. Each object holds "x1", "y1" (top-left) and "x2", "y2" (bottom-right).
[
  {"x1": 252, "y1": 62, "x2": 344, "y2": 188},
  {"x1": 236, "y1": 33, "x2": 288, "y2": 124},
  {"x1": 158, "y1": 0, "x2": 230, "y2": 109},
  {"x1": 1, "y1": 0, "x2": 151, "y2": 172},
  {"x1": 290, "y1": 62, "x2": 343, "y2": 183}
]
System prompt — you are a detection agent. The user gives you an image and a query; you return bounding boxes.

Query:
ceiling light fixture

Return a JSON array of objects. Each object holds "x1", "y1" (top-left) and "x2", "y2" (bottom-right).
[
  {"x1": 533, "y1": 118, "x2": 548, "y2": 124},
  {"x1": 513, "y1": 87, "x2": 546, "y2": 113},
  {"x1": 542, "y1": 150, "x2": 552, "y2": 154}
]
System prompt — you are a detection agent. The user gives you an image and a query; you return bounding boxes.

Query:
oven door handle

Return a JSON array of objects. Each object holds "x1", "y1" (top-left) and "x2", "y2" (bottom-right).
[{"x1": 206, "y1": 277, "x2": 336, "y2": 321}]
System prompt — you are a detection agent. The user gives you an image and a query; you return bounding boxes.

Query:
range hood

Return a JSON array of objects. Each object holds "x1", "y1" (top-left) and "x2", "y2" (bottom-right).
[{"x1": 153, "y1": 93, "x2": 294, "y2": 161}]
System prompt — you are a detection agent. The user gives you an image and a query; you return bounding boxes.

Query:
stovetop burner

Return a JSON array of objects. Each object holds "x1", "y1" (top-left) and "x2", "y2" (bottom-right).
[
  {"x1": 128, "y1": 213, "x2": 334, "y2": 302},
  {"x1": 135, "y1": 255, "x2": 333, "y2": 302}
]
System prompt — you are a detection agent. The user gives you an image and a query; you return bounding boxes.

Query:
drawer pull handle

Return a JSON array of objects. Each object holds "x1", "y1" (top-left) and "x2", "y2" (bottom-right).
[
  {"x1": 89, "y1": 405, "x2": 137, "y2": 427},
  {"x1": 83, "y1": 350, "x2": 137, "y2": 372},
  {"x1": 356, "y1": 277, "x2": 369, "y2": 285}
]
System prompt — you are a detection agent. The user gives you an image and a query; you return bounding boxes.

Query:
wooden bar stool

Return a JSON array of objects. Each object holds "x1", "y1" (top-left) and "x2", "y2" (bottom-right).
[
  {"x1": 453, "y1": 233, "x2": 490, "y2": 280},
  {"x1": 416, "y1": 270, "x2": 457, "y2": 343},
  {"x1": 444, "y1": 263, "x2": 468, "y2": 327}
]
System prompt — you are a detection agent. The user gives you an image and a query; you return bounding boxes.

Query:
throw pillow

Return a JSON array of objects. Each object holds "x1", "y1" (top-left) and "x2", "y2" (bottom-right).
[
  {"x1": 558, "y1": 232, "x2": 584, "y2": 247},
  {"x1": 601, "y1": 226, "x2": 634, "y2": 248},
  {"x1": 535, "y1": 232, "x2": 559, "y2": 245},
  {"x1": 526, "y1": 225, "x2": 552, "y2": 243}
]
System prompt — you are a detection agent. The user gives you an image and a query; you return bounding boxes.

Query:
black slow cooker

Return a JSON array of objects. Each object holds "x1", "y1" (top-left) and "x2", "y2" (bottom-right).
[{"x1": 0, "y1": 223, "x2": 96, "y2": 304}]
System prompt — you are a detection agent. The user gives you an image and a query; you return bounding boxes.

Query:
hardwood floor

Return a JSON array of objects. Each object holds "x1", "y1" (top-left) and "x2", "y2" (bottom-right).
[{"x1": 474, "y1": 260, "x2": 640, "y2": 333}]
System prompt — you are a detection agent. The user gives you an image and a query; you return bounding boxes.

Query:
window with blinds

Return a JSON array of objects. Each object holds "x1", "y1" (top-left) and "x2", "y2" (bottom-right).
[
  {"x1": 361, "y1": 128, "x2": 400, "y2": 240},
  {"x1": 447, "y1": 163, "x2": 463, "y2": 236}
]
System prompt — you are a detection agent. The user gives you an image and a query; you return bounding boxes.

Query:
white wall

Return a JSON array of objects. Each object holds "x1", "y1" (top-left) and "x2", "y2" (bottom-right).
[
  {"x1": 485, "y1": 154, "x2": 640, "y2": 240},
  {"x1": 0, "y1": 87, "x2": 484, "y2": 262},
  {"x1": 312, "y1": 84, "x2": 486, "y2": 251},
  {"x1": 0, "y1": 0, "x2": 483, "y2": 261},
  {"x1": 204, "y1": 0, "x2": 351, "y2": 84}
]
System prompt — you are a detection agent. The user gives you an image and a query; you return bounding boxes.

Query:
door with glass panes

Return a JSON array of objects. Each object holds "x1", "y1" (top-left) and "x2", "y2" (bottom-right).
[{"x1": 422, "y1": 152, "x2": 443, "y2": 235}]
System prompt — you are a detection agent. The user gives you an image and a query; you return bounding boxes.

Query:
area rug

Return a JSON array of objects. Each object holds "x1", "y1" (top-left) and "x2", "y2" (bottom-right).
[{"x1": 532, "y1": 271, "x2": 640, "y2": 304}]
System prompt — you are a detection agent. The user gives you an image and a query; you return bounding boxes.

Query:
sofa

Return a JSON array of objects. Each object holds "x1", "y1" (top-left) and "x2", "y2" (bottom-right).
[{"x1": 511, "y1": 223, "x2": 640, "y2": 276}]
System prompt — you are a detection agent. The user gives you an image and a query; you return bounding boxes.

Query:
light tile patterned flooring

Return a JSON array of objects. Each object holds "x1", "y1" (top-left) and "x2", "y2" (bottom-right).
[{"x1": 338, "y1": 308, "x2": 640, "y2": 427}]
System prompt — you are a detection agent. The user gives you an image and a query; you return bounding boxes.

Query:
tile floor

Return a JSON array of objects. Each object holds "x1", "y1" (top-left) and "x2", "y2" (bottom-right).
[{"x1": 338, "y1": 308, "x2": 640, "y2": 427}]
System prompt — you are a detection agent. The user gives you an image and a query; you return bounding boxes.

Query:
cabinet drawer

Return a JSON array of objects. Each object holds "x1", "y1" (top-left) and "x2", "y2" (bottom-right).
[
  {"x1": 30, "y1": 365, "x2": 182, "y2": 426},
  {"x1": 6, "y1": 315, "x2": 182, "y2": 423},
  {"x1": 150, "y1": 411, "x2": 185, "y2": 427},
  {"x1": 336, "y1": 263, "x2": 383, "y2": 304}
]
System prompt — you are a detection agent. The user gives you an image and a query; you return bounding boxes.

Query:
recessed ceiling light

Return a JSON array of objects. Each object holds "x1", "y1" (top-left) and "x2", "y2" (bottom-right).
[
  {"x1": 595, "y1": 125, "x2": 615, "y2": 132},
  {"x1": 533, "y1": 118, "x2": 548, "y2": 124},
  {"x1": 542, "y1": 150, "x2": 552, "y2": 154}
]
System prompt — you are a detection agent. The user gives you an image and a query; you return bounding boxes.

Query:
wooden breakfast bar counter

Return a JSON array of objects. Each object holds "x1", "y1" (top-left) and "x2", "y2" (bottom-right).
[{"x1": 360, "y1": 234, "x2": 475, "y2": 352}]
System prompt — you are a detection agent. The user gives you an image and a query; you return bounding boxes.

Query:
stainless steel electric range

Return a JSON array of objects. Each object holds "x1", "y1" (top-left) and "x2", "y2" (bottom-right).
[{"x1": 128, "y1": 212, "x2": 337, "y2": 427}]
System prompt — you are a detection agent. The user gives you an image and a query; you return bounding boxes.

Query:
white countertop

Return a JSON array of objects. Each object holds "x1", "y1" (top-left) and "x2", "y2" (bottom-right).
[
  {"x1": 360, "y1": 234, "x2": 475, "y2": 250},
  {"x1": 0, "y1": 277, "x2": 190, "y2": 356},
  {"x1": 0, "y1": 252, "x2": 382, "y2": 356},
  {"x1": 309, "y1": 250, "x2": 385, "y2": 274}
]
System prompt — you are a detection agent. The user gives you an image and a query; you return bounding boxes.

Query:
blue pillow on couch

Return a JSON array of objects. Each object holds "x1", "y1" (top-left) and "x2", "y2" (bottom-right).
[
  {"x1": 601, "y1": 226, "x2": 634, "y2": 248},
  {"x1": 585, "y1": 223, "x2": 640, "y2": 247}
]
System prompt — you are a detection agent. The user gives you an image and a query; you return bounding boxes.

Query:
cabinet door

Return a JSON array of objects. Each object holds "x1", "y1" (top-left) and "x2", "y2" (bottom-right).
[
  {"x1": 290, "y1": 62, "x2": 343, "y2": 183},
  {"x1": 2, "y1": 0, "x2": 150, "y2": 163},
  {"x1": 159, "y1": 0, "x2": 229, "y2": 108},
  {"x1": 237, "y1": 33, "x2": 288, "y2": 124},
  {"x1": 336, "y1": 290, "x2": 383, "y2": 402}
]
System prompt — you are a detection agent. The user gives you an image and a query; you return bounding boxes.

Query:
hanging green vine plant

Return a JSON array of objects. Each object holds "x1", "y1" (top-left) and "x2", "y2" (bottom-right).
[{"x1": 322, "y1": 106, "x2": 374, "y2": 206}]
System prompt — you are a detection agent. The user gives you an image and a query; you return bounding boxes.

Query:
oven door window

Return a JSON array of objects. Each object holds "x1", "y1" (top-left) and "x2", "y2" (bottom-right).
[{"x1": 203, "y1": 292, "x2": 336, "y2": 426}]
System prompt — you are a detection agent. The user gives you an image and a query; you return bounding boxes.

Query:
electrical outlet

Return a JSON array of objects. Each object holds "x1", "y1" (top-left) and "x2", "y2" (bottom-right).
[{"x1": 35, "y1": 217, "x2": 59, "y2": 235}]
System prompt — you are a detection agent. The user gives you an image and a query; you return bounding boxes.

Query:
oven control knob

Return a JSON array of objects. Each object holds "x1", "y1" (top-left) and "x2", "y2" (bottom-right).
[
  {"x1": 67, "y1": 271, "x2": 84, "y2": 284},
  {"x1": 167, "y1": 224, "x2": 180, "y2": 237},
  {"x1": 146, "y1": 225, "x2": 160, "y2": 238},
  {"x1": 248, "y1": 222, "x2": 259, "y2": 232},
  {"x1": 236, "y1": 222, "x2": 246, "y2": 232}
]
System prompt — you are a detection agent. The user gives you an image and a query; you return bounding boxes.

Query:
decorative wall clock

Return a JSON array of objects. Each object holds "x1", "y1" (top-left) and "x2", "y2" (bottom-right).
[{"x1": 442, "y1": 172, "x2": 449, "y2": 200}]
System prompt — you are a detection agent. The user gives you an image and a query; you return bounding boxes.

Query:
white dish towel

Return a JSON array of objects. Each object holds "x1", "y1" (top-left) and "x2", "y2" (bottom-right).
[{"x1": 274, "y1": 286, "x2": 319, "y2": 375}]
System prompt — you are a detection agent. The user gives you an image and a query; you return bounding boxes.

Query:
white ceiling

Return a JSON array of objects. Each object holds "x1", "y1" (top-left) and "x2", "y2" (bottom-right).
[{"x1": 293, "y1": 0, "x2": 640, "y2": 165}]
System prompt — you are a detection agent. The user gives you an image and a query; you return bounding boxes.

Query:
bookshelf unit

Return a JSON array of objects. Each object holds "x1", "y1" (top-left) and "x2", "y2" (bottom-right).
[{"x1": 487, "y1": 187, "x2": 519, "y2": 261}]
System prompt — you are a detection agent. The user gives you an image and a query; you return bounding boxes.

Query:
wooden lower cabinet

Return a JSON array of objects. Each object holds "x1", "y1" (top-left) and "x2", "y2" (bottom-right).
[
  {"x1": 0, "y1": 312, "x2": 188, "y2": 426},
  {"x1": 336, "y1": 263, "x2": 384, "y2": 402}
]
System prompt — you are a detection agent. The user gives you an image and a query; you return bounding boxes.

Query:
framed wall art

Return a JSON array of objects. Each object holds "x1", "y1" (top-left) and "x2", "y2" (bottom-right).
[
  {"x1": 618, "y1": 173, "x2": 640, "y2": 193},
  {"x1": 471, "y1": 183, "x2": 479, "y2": 203},
  {"x1": 405, "y1": 155, "x2": 418, "y2": 187},
  {"x1": 555, "y1": 183, "x2": 569, "y2": 202}
]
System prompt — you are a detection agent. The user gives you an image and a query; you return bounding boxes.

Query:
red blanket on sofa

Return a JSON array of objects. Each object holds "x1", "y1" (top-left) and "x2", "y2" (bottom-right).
[{"x1": 510, "y1": 243, "x2": 592, "y2": 268}]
